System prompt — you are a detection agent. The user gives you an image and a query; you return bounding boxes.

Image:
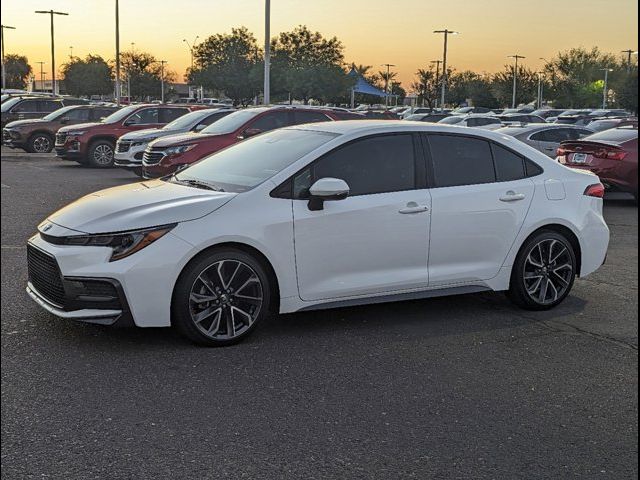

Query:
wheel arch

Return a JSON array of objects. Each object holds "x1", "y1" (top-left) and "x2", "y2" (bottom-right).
[
  {"x1": 88, "y1": 135, "x2": 118, "y2": 146},
  {"x1": 171, "y1": 241, "x2": 282, "y2": 317},
  {"x1": 516, "y1": 223, "x2": 583, "y2": 276}
]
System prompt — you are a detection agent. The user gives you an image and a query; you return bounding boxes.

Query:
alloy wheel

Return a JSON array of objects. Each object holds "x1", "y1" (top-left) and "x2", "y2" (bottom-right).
[
  {"x1": 189, "y1": 260, "x2": 264, "y2": 340},
  {"x1": 94, "y1": 144, "x2": 114, "y2": 165},
  {"x1": 32, "y1": 136, "x2": 51, "y2": 153},
  {"x1": 523, "y1": 238, "x2": 574, "y2": 305}
]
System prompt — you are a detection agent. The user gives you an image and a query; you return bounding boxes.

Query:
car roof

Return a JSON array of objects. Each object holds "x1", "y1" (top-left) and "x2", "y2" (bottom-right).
[
  {"x1": 496, "y1": 123, "x2": 592, "y2": 134},
  {"x1": 291, "y1": 120, "x2": 504, "y2": 136}
]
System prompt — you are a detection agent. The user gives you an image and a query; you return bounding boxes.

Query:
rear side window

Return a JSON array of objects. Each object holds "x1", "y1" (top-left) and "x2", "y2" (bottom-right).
[
  {"x1": 295, "y1": 134, "x2": 416, "y2": 197},
  {"x1": 194, "y1": 111, "x2": 231, "y2": 130},
  {"x1": 160, "y1": 108, "x2": 189, "y2": 123},
  {"x1": 491, "y1": 143, "x2": 526, "y2": 182},
  {"x1": 428, "y1": 135, "x2": 495, "y2": 187},
  {"x1": 531, "y1": 128, "x2": 570, "y2": 142},
  {"x1": 248, "y1": 111, "x2": 290, "y2": 132},
  {"x1": 126, "y1": 108, "x2": 159, "y2": 124},
  {"x1": 37, "y1": 100, "x2": 61, "y2": 112},
  {"x1": 63, "y1": 108, "x2": 91, "y2": 121},
  {"x1": 91, "y1": 108, "x2": 116, "y2": 121},
  {"x1": 293, "y1": 111, "x2": 331, "y2": 125}
]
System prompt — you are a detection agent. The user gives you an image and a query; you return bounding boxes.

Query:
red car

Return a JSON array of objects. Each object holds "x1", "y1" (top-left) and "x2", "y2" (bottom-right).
[
  {"x1": 557, "y1": 126, "x2": 638, "y2": 200},
  {"x1": 55, "y1": 104, "x2": 205, "y2": 167},
  {"x1": 142, "y1": 106, "x2": 363, "y2": 178}
]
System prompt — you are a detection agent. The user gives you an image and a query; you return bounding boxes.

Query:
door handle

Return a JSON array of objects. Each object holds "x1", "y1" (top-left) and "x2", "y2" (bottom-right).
[
  {"x1": 399, "y1": 202, "x2": 429, "y2": 214},
  {"x1": 499, "y1": 191, "x2": 526, "y2": 202}
]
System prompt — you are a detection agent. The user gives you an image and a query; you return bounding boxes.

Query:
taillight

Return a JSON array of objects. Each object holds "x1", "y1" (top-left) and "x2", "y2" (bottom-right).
[
  {"x1": 594, "y1": 149, "x2": 627, "y2": 161},
  {"x1": 584, "y1": 183, "x2": 605, "y2": 198},
  {"x1": 556, "y1": 147, "x2": 567, "y2": 157}
]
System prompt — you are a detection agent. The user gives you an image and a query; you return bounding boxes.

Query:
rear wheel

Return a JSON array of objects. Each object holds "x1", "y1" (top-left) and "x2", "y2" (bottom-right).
[
  {"x1": 87, "y1": 140, "x2": 115, "y2": 168},
  {"x1": 27, "y1": 133, "x2": 54, "y2": 153},
  {"x1": 507, "y1": 230, "x2": 577, "y2": 310},
  {"x1": 172, "y1": 248, "x2": 271, "y2": 346}
]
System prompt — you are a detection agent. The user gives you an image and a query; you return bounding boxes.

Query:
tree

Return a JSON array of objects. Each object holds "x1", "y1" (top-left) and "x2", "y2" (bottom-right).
[
  {"x1": 189, "y1": 27, "x2": 262, "y2": 106},
  {"x1": 411, "y1": 67, "x2": 440, "y2": 108},
  {"x1": 271, "y1": 25, "x2": 353, "y2": 104},
  {"x1": 491, "y1": 65, "x2": 539, "y2": 107},
  {"x1": 447, "y1": 70, "x2": 498, "y2": 108},
  {"x1": 120, "y1": 50, "x2": 176, "y2": 101},
  {"x1": 3, "y1": 54, "x2": 32, "y2": 89},
  {"x1": 617, "y1": 71, "x2": 638, "y2": 114},
  {"x1": 61, "y1": 55, "x2": 113, "y2": 97},
  {"x1": 542, "y1": 47, "x2": 624, "y2": 108}
]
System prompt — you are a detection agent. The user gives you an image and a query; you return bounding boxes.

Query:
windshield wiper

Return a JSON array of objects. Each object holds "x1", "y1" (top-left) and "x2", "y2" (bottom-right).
[{"x1": 173, "y1": 176, "x2": 224, "y2": 192}]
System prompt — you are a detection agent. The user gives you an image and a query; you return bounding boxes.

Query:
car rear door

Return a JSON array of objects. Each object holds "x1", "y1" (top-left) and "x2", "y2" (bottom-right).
[
  {"x1": 425, "y1": 133, "x2": 535, "y2": 286},
  {"x1": 292, "y1": 133, "x2": 431, "y2": 301}
]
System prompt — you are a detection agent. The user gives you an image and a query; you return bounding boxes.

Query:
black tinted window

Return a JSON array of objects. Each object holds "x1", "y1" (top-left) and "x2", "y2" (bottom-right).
[
  {"x1": 531, "y1": 128, "x2": 570, "y2": 142},
  {"x1": 492, "y1": 144, "x2": 526, "y2": 182},
  {"x1": 91, "y1": 108, "x2": 116, "y2": 121},
  {"x1": 37, "y1": 100, "x2": 61, "y2": 112},
  {"x1": 525, "y1": 159, "x2": 544, "y2": 177},
  {"x1": 248, "y1": 111, "x2": 290, "y2": 132},
  {"x1": 428, "y1": 135, "x2": 495, "y2": 187},
  {"x1": 195, "y1": 111, "x2": 231, "y2": 129},
  {"x1": 160, "y1": 108, "x2": 189, "y2": 123},
  {"x1": 293, "y1": 111, "x2": 331, "y2": 125},
  {"x1": 302, "y1": 134, "x2": 416, "y2": 197},
  {"x1": 63, "y1": 108, "x2": 90, "y2": 121},
  {"x1": 126, "y1": 108, "x2": 159, "y2": 124}
]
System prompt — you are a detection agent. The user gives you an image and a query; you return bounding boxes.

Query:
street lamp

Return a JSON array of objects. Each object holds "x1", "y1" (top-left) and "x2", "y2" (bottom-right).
[
  {"x1": 127, "y1": 42, "x2": 134, "y2": 100},
  {"x1": 1, "y1": 24, "x2": 16, "y2": 90},
  {"x1": 183, "y1": 36, "x2": 199, "y2": 70},
  {"x1": 507, "y1": 54, "x2": 526, "y2": 109},
  {"x1": 430, "y1": 60, "x2": 442, "y2": 108},
  {"x1": 600, "y1": 68, "x2": 613, "y2": 109},
  {"x1": 381, "y1": 63, "x2": 396, "y2": 107},
  {"x1": 263, "y1": 0, "x2": 271, "y2": 105},
  {"x1": 35, "y1": 10, "x2": 69, "y2": 95},
  {"x1": 36, "y1": 61, "x2": 45, "y2": 92},
  {"x1": 537, "y1": 57, "x2": 548, "y2": 108},
  {"x1": 115, "y1": 0, "x2": 121, "y2": 106},
  {"x1": 433, "y1": 29, "x2": 459, "y2": 112},
  {"x1": 621, "y1": 49, "x2": 638, "y2": 73},
  {"x1": 159, "y1": 60, "x2": 167, "y2": 103}
]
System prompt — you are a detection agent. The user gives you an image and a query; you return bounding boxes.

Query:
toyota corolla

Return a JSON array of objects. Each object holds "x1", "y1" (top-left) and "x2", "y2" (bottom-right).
[{"x1": 27, "y1": 121, "x2": 609, "y2": 346}]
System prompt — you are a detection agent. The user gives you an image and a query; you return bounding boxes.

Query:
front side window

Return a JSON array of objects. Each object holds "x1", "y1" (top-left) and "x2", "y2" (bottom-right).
[
  {"x1": 292, "y1": 111, "x2": 331, "y2": 125},
  {"x1": 160, "y1": 108, "x2": 189, "y2": 123},
  {"x1": 37, "y1": 100, "x2": 61, "y2": 112},
  {"x1": 428, "y1": 135, "x2": 495, "y2": 187},
  {"x1": 294, "y1": 134, "x2": 416, "y2": 198},
  {"x1": 126, "y1": 108, "x2": 159, "y2": 125},
  {"x1": 194, "y1": 111, "x2": 231, "y2": 130},
  {"x1": 62, "y1": 107, "x2": 91, "y2": 121}
]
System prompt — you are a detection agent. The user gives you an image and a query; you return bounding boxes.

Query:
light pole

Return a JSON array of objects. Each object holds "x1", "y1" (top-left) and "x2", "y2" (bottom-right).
[
  {"x1": 159, "y1": 60, "x2": 167, "y2": 103},
  {"x1": 508, "y1": 54, "x2": 525, "y2": 109},
  {"x1": 263, "y1": 0, "x2": 271, "y2": 105},
  {"x1": 1, "y1": 25, "x2": 16, "y2": 90},
  {"x1": 433, "y1": 29, "x2": 459, "y2": 112},
  {"x1": 620, "y1": 49, "x2": 638, "y2": 73},
  {"x1": 115, "y1": 0, "x2": 121, "y2": 106},
  {"x1": 538, "y1": 57, "x2": 548, "y2": 108},
  {"x1": 35, "y1": 10, "x2": 69, "y2": 96},
  {"x1": 69, "y1": 45, "x2": 73, "y2": 58},
  {"x1": 381, "y1": 63, "x2": 395, "y2": 107},
  {"x1": 183, "y1": 36, "x2": 200, "y2": 100},
  {"x1": 430, "y1": 60, "x2": 442, "y2": 109},
  {"x1": 127, "y1": 42, "x2": 134, "y2": 101},
  {"x1": 600, "y1": 68, "x2": 613, "y2": 109},
  {"x1": 36, "y1": 61, "x2": 45, "y2": 91}
]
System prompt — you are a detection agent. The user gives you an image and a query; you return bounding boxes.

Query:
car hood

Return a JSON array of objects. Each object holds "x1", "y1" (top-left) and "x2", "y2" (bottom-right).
[
  {"x1": 46, "y1": 179, "x2": 236, "y2": 234},
  {"x1": 4, "y1": 118, "x2": 48, "y2": 128},
  {"x1": 119, "y1": 127, "x2": 184, "y2": 141},
  {"x1": 58, "y1": 122, "x2": 102, "y2": 133},
  {"x1": 151, "y1": 132, "x2": 217, "y2": 147}
]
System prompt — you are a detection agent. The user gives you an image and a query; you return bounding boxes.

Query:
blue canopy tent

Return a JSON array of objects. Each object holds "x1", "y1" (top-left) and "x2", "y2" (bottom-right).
[{"x1": 347, "y1": 68, "x2": 389, "y2": 107}]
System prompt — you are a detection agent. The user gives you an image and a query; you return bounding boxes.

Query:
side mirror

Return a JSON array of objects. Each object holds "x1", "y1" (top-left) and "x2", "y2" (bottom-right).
[
  {"x1": 238, "y1": 128, "x2": 262, "y2": 140},
  {"x1": 60, "y1": 117, "x2": 70, "y2": 124},
  {"x1": 194, "y1": 124, "x2": 207, "y2": 132},
  {"x1": 307, "y1": 178, "x2": 350, "y2": 211}
]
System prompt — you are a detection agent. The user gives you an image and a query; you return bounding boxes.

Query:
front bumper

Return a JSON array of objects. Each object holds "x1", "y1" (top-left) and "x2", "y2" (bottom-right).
[
  {"x1": 26, "y1": 230, "x2": 195, "y2": 328},
  {"x1": 114, "y1": 142, "x2": 147, "y2": 167},
  {"x1": 2, "y1": 129, "x2": 26, "y2": 148}
]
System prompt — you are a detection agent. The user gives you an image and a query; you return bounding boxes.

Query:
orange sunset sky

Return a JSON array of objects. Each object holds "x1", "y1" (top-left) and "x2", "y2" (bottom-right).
[{"x1": 1, "y1": 0, "x2": 638, "y2": 88}]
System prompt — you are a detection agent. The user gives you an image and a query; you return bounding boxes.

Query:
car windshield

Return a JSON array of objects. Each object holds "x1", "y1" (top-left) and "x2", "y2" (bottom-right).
[
  {"x1": 162, "y1": 110, "x2": 210, "y2": 130},
  {"x1": 584, "y1": 127, "x2": 638, "y2": 144},
  {"x1": 101, "y1": 105, "x2": 139, "y2": 124},
  {"x1": 171, "y1": 128, "x2": 338, "y2": 193},
  {"x1": 41, "y1": 105, "x2": 78, "y2": 121},
  {"x1": 200, "y1": 109, "x2": 262, "y2": 135},
  {"x1": 405, "y1": 114, "x2": 427, "y2": 121},
  {"x1": 1, "y1": 97, "x2": 23, "y2": 112},
  {"x1": 438, "y1": 116, "x2": 464, "y2": 124}
]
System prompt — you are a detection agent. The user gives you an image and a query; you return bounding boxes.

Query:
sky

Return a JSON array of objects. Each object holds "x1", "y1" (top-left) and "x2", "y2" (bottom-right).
[{"x1": 1, "y1": 0, "x2": 638, "y2": 88}]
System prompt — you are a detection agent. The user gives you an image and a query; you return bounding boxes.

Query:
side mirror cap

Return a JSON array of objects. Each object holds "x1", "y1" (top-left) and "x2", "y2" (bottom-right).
[
  {"x1": 238, "y1": 128, "x2": 262, "y2": 140},
  {"x1": 194, "y1": 124, "x2": 207, "y2": 132},
  {"x1": 308, "y1": 177, "x2": 350, "y2": 211},
  {"x1": 60, "y1": 117, "x2": 70, "y2": 124}
]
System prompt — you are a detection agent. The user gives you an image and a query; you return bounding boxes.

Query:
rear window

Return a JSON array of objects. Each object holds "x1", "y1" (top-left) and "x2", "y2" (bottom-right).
[{"x1": 584, "y1": 128, "x2": 638, "y2": 144}]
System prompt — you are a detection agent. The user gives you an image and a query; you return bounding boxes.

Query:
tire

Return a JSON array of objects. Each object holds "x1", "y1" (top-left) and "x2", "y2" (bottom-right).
[
  {"x1": 27, "y1": 133, "x2": 54, "y2": 153},
  {"x1": 172, "y1": 248, "x2": 272, "y2": 346},
  {"x1": 87, "y1": 139, "x2": 116, "y2": 168},
  {"x1": 507, "y1": 230, "x2": 577, "y2": 311}
]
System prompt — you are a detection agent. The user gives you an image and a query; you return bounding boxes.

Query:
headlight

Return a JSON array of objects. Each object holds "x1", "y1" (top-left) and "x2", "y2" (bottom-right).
[
  {"x1": 56, "y1": 224, "x2": 175, "y2": 261},
  {"x1": 65, "y1": 131, "x2": 86, "y2": 136},
  {"x1": 165, "y1": 144, "x2": 197, "y2": 156}
]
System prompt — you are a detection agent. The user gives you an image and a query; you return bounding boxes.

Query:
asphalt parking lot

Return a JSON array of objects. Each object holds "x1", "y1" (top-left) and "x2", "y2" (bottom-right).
[{"x1": 1, "y1": 149, "x2": 637, "y2": 479}]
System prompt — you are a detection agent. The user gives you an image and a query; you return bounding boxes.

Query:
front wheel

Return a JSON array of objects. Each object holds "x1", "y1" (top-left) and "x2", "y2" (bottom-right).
[
  {"x1": 507, "y1": 230, "x2": 577, "y2": 310},
  {"x1": 28, "y1": 133, "x2": 54, "y2": 153},
  {"x1": 172, "y1": 249, "x2": 272, "y2": 346},
  {"x1": 87, "y1": 140, "x2": 115, "y2": 168}
]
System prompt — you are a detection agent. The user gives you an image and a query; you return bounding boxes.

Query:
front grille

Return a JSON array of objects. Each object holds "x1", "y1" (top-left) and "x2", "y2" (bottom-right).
[
  {"x1": 143, "y1": 148, "x2": 165, "y2": 165},
  {"x1": 27, "y1": 244, "x2": 66, "y2": 307},
  {"x1": 55, "y1": 133, "x2": 67, "y2": 145},
  {"x1": 116, "y1": 141, "x2": 131, "y2": 153}
]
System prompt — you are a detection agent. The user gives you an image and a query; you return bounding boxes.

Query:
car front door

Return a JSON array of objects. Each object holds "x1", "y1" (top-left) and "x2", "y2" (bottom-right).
[
  {"x1": 425, "y1": 134, "x2": 536, "y2": 286},
  {"x1": 292, "y1": 133, "x2": 431, "y2": 301}
]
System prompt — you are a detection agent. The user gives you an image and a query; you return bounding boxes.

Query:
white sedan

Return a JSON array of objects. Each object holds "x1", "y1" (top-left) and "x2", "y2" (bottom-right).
[{"x1": 27, "y1": 121, "x2": 610, "y2": 346}]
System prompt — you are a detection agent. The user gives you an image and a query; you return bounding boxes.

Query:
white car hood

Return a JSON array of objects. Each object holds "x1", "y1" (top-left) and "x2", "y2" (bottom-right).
[{"x1": 47, "y1": 179, "x2": 236, "y2": 234}]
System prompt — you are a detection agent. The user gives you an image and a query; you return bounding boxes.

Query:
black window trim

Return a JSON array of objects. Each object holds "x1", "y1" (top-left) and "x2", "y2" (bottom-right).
[
  {"x1": 270, "y1": 132, "x2": 425, "y2": 199},
  {"x1": 423, "y1": 132, "x2": 544, "y2": 189}
]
